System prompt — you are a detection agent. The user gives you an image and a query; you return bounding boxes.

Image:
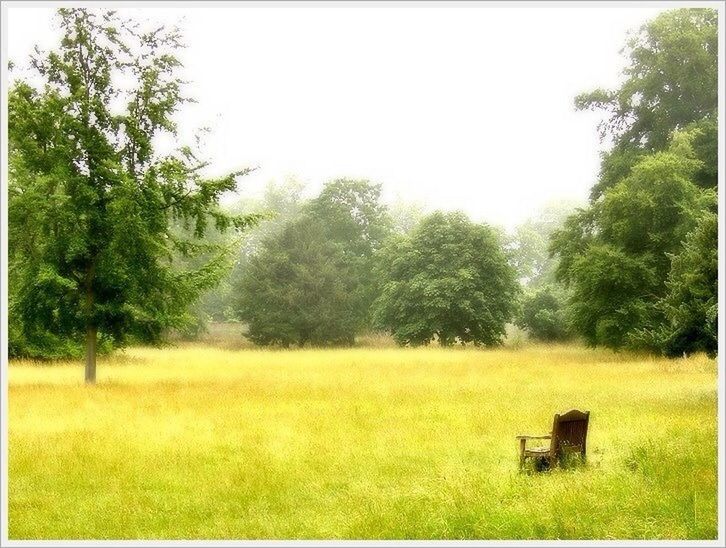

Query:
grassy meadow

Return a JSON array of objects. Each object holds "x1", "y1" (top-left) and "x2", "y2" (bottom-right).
[{"x1": 8, "y1": 342, "x2": 718, "y2": 540}]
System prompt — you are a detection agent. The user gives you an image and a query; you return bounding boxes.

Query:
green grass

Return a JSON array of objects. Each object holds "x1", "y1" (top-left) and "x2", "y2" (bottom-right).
[{"x1": 8, "y1": 344, "x2": 718, "y2": 540}]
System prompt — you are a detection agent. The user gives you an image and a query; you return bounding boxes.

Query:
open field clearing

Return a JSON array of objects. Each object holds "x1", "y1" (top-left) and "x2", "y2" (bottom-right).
[{"x1": 8, "y1": 344, "x2": 718, "y2": 540}]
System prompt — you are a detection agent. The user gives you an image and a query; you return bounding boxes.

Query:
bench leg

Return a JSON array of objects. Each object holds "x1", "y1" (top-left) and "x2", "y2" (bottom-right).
[{"x1": 519, "y1": 439, "x2": 526, "y2": 469}]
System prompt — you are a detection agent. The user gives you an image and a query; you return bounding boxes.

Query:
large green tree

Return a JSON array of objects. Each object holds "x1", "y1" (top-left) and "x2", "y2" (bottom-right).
[
  {"x1": 554, "y1": 8, "x2": 718, "y2": 355},
  {"x1": 372, "y1": 211, "x2": 519, "y2": 347},
  {"x1": 8, "y1": 9, "x2": 257, "y2": 381}
]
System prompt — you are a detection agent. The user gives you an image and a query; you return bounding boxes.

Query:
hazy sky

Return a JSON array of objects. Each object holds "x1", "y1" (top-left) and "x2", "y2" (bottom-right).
[{"x1": 6, "y1": 2, "x2": 670, "y2": 229}]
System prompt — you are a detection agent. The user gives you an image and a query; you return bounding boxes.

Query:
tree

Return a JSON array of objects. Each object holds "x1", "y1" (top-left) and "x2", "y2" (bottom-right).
[
  {"x1": 550, "y1": 132, "x2": 710, "y2": 349},
  {"x1": 165, "y1": 215, "x2": 243, "y2": 338},
  {"x1": 307, "y1": 178, "x2": 391, "y2": 258},
  {"x1": 684, "y1": 117, "x2": 718, "y2": 190},
  {"x1": 576, "y1": 8, "x2": 717, "y2": 199},
  {"x1": 306, "y1": 178, "x2": 392, "y2": 329},
  {"x1": 8, "y1": 9, "x2": 257, "y2": 381},
  {"x1": 517, "y1": 285, "x2": 570, "y2": 342},
  {"x1": 555, "y1": 8, "x2": 718, "y2": 354},
  {"x1": 236, "y1": 215, "x2": 358, "y2": 347},
  {"x1": 233, "y1": 179, "x2": 390, "y2": 346},
  {"x1": 233, "y1": 177, "x2": 308, "y2": 265},
  {"x1": 652, "y1": 209, "x2": 717, "y2": 357},
  {"x1": 372, "y1": 211, "x2": 519, "y2": 347},
  {"x1": 507, "y1": 204, "x2": 578, "y2": 343}
]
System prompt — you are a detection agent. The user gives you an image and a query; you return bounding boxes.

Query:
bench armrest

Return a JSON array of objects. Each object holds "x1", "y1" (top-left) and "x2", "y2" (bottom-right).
[{"x1": 515, "y1": 434, "x2": 551, "y2": 440}]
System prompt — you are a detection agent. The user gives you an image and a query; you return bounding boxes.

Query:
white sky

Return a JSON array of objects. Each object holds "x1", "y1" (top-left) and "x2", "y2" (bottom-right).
[{"x1": 5, "y1": 2, "x2": 671, "y2": 229}]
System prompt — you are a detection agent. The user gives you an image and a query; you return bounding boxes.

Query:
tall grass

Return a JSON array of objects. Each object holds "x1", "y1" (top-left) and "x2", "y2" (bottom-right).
[{"x1": 8, "y1": 344, "x2": 717, "y2": 539}]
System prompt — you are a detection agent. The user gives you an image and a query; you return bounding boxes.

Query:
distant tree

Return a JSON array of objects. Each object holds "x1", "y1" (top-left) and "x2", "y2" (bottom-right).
[
  {"x1": 517, "y1": 285, "x2": 571, "y2": 342},
  {"x1": 551, "y1": 132, "x2": 711, "y2": 349},
  {"x1": 8, "y1": 9, "x2": 257, "y2": 381},
  {"x1": 166, "y1": 216, "x2": 243, "y2": 338},
  {"x1": 234, "y1": 177, "x2": 308, "y2": 263},
  {"x1": 372, "y1": 211, "x2": 519, "y2": 347},
  {"x1": 234, "y1": 179, "x2": 390, "y2": 346},
  {"x1": 508, "y1": 201, "x2": 580, "y2": 287},
  {"x1": 576, "y1": 8, "x2": 717, "y2": 199},
  {"x1": 236, "y1": 215, "x2": 358, "y2": 347},
  {"x1": 306, "y1": 179, "x2": 392, "y2": 329},
  {"x1": 307, "y1": 179, "x2": 391, "y2": 257}
]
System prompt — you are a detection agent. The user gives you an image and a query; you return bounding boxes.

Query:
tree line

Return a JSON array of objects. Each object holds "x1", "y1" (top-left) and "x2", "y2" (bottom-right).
[{"x1": 7, "y1": 8, "x2": 718, "y2": 382}]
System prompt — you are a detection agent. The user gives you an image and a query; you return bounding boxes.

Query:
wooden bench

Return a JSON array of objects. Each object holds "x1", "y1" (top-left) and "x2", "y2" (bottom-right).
[{"x1": 516, "y1": 409, "x2": 590, "y2": 469}]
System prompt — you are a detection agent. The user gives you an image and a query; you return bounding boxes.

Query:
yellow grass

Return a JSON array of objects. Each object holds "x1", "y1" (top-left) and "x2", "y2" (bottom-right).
[{"x1": 8, "y1": 344, "x2": 718, "y2": 539}]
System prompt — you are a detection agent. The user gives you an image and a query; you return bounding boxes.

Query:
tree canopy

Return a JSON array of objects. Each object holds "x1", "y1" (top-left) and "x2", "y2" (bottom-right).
[
  {"x1": 372, "y1": 211, "x2": 519, "y2": 347},
  {"x1": 576, "y1": 8, "x2": 717, "y2": 199},
  {"x1": 186, "y1": 177, "x2": 308, "y2": 327},
  {"x1": 651, "y1": 208, "x2": 718, "y2": 357},
  {"x1": 235, "y1": 214, "x2": 358, "y2": 347},
  {"x1": 551, "y1": 7, "x2": 718, "y2": 357},
  {"x1": 516, "y1": 285, "x2": 571, "y2": 342}
]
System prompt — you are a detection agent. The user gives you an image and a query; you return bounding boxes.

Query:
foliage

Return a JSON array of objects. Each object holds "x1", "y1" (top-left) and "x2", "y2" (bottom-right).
[
  {"x1": 575, "y1": 8, "x2": 717, "y2": 150},
  {"x1": 7, "y1": 9, "x2": 257, "y2": 368},
  {"x1": 558, "y1": 8, "x2": 718, "y2": 355},
  {"x1": 650, "y1": 209, "x2": 718, "y2": 357},
  {"x1": 306, "y1": 178, "x2": 392, "y2": 329},
  {"x1": 167, "y1": 178, "x2": 302, "y2": 333},
  {"x1": 373, "y1": 211, "x2": 519, "y2": 346},
  {"x1": 183, "y1": 177, "x2": 309, "y2": 327},
  {"x1": 683, "y1": 117, "x2": 718, "y2": 190},
  {"x1": 551, "y1": 133, "x2": 711, "y2": 349},
  {"x1": 233, "y1": 177, "x2": 308, "y2": 265},
  {"x1": 234, "y1": 178, "x2": 391, "y2": 346},
  {"x1": 307, "y1": 178, "x2": 391, "y2": 258},
  {"x1": 517, "y1": 285, "x2": 571, "y2": 342},
  {"x1": 166, "y1": 218, "x2": 243, "y2": 339},
  {"x1": 235, "y1": 214, "x2": 358, "y2": 347},
  {"x1": 576, "y1": 8, "x2": 717, "y2": 199}
]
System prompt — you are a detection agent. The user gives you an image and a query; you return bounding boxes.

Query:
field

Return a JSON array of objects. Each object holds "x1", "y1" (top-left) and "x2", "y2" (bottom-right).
[{"x1": 8, "y1": 343, "x2": 718, "y2": 540}]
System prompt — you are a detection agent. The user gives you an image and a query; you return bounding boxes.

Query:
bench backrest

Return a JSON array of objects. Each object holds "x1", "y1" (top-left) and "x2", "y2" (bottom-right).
[{"x1": 549, "y1": 409, "x2": 590, "y2": 458}]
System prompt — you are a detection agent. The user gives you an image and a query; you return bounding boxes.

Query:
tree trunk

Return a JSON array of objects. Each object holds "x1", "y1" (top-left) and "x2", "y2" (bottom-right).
[
  {"x1": 85, "y1": 325, "x2": 97, "y2": 384},
  {"x1": 83, "y1": 262, "x2": 97, "y2": 384}
]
